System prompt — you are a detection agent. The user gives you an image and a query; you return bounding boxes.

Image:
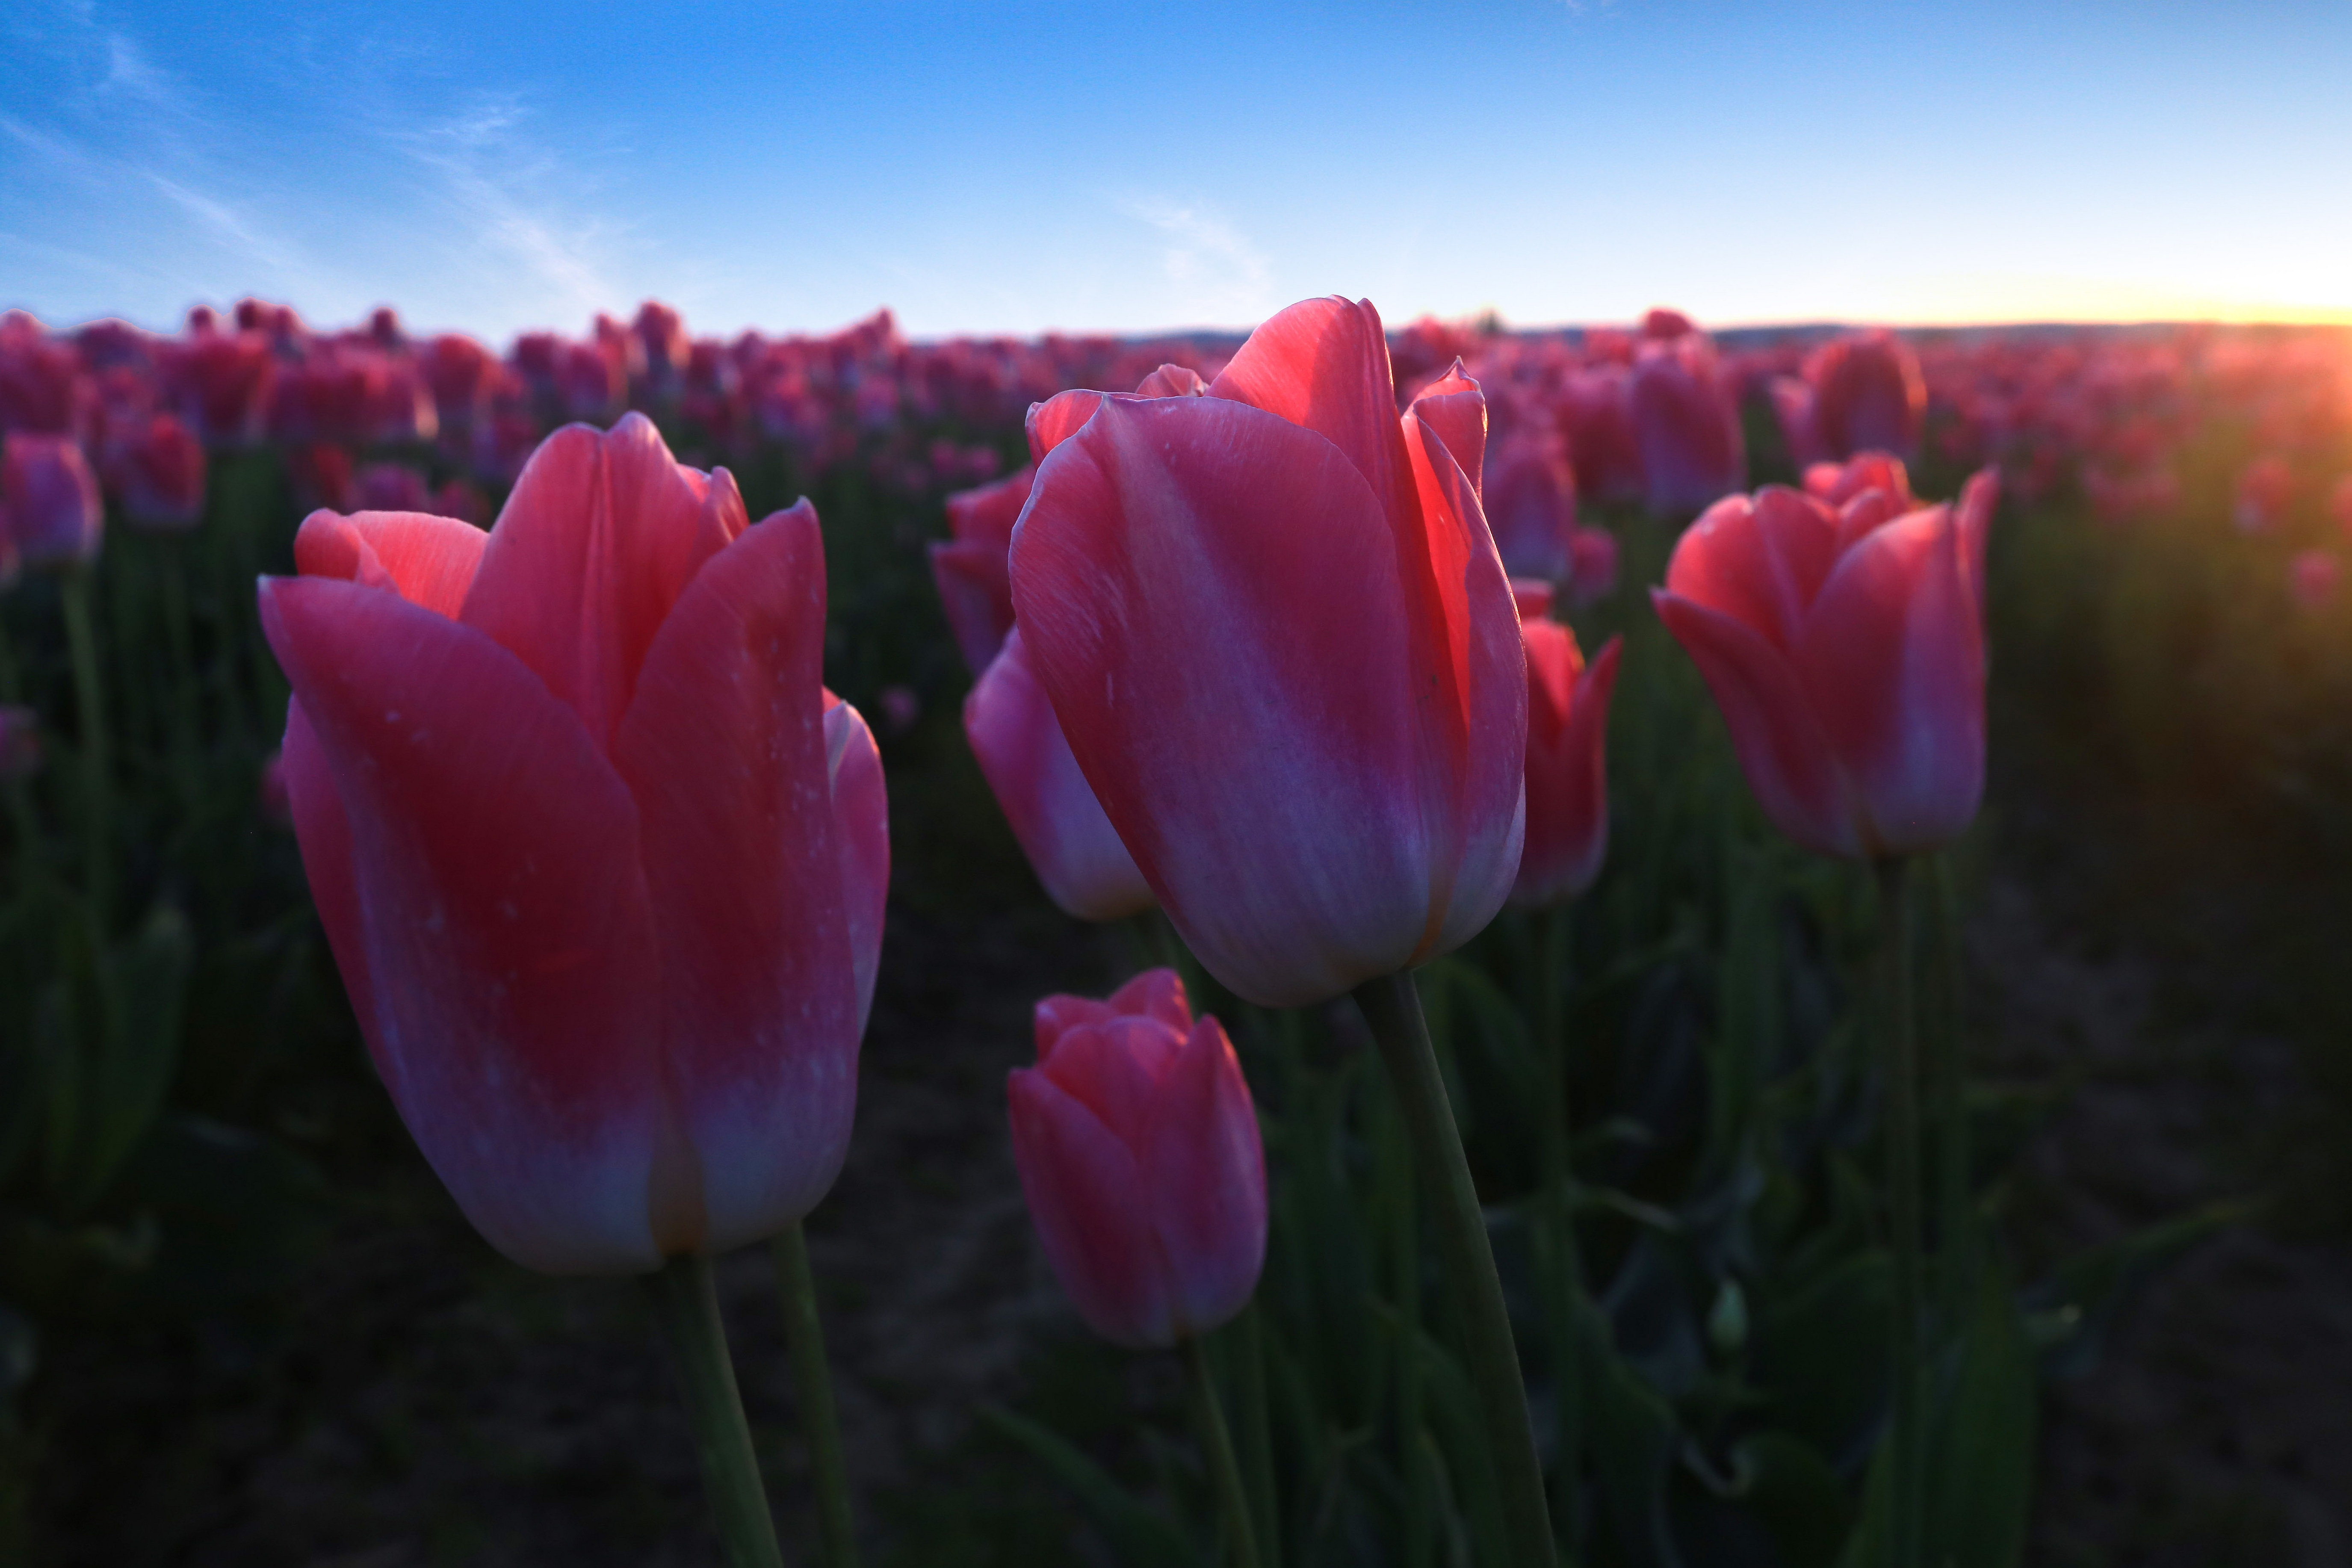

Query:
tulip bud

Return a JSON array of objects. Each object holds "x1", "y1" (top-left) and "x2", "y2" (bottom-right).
[
  {"x1": 1013, "y1": 296, "x2": 1526, "y2": 1007},
  {"x1": 929, "y1": 464, "x2": 1034, "y2": 674},
  {"x1": 1510, "y1": 588, "x2": 1621, "y2": 907},
  {"x1": 1008, "y1": 970, "x2": 1266, "y2": 1348},
  {"x1": 966, "y1": 629, "x2": 1155, "y2": 921},
  {"x1": 1629, "y1": 332, "x2": 1746, "y2": 517},
  {"x1": 2, "y1": 432, "x2": 103, "y2": 567},
  {"x1": 1654, "y1": 467, "x2": 1997, "y2": 860}
]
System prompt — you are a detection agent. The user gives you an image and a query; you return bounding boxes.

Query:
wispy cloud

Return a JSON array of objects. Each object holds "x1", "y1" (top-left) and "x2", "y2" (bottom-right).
[{"x1": 1119, "y1": 195, "x2": 1276, "y2": 325}]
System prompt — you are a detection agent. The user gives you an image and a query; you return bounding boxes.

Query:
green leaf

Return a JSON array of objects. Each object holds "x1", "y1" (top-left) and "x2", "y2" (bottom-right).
[
  {"x1": 1749, "y1": 1249, "x2": 1891, "y2": 1471},
  {"x1": 1919, "y1": 1264, "x2": 2037, "y2": 1568},
  {"x1": 2025, "y1": 1199, "x2": 2243, "y2": 1381},
  {"x1": 978, "y1": 1403, "x2": 1199, "y2": 1568},
  {"x1": 1577, "y1": 1296, "x2": 1685, "y2": 1568},
  {"x1": 38, "y1": 904, "x2": 195, "y2": 1215},
  {"x1": 1727, "y1": 1432, "x2": 1852, "y2": 1568}
]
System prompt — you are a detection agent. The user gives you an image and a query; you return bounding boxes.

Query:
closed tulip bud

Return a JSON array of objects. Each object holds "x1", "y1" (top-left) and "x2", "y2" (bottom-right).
[
  {"x1": 258, "y1": 412, "x2": 887, "y2": 1274},
  {"x1": 966, "y1": 629, "x2": 1155, "y2": 921},
  {"x1": 1511, "y1": 586, "x2": 1621, "y2": 907},
  {"x1": 1566, "y1": 526, "x2": 1621, "y2": 610},
  {"x1": 1008, "y1": 969, "x2": 1266, "y2": 1348},
  {"x1": 1013, "y1": 296, "x2": 1526, "y2": 1007},
  {"x1": 1557, "y1": 369, "x2": 1645, "y2": 506},
  {"x1": 2290, "y1": 549, "x2": 2339, "y2": 612},
  {"x1": 1630, "y1": 333, "x2": 1746, "y2": 517},
  {"x1": 1483, "y1": 425, "x2": 1579, "y2": 581},
  {"x1": 929, "y1": 464, "x2": 1034, "y2": 674},
  {"x1": 1801, "y1": 331, "x2": 1927, "y2": 463},
  {"x1": 113, "y1": 413, "x2": 207, "y2": 531},
  {"x1": 2, "y1": 432, "x2": 103, "y2": 567},
  {"x1": 1654, "y1": 468, "x2": 1997, "y2": 860}
]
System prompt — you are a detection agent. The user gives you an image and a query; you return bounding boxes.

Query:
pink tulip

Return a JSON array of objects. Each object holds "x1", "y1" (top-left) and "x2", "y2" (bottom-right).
[
  {"x1": 112, "y1": 413, "x2": 208, "y2": 531},
  {"x1": 2, "y1": 433, "x2": 103, "y2": 567},
  {"x1": 1779, "y1": 331, "x2": 1927, "y2": 465},
  {"x1": 1556, "y1": 368, "x2": 1645, "y2": 506},
  {"x1": 1008, "y1": 969, "x2": 1266, "y2": 1348},
  {"x1": 258, "y1": 412, "x2": 887, "y2": 1274},
  {"x1": 1511, "y1": 585, "x2": 1621, "y2": 906},
  {"x1": 929, "y1": 464, "x2": 1035, "y2": 674},
  {"x1": 1653, "y1": 467, "x2": 1998, "y2": 859},
  {"x1": 1013, "y1": 296, "x2": 1526, "y2": 1007},
  {"x1": 2234, "y1": 455, "x2": 2292, "y2": 533},
  {"x1": 1565, "y1": 525, "x2": 1621, "y2": 610},
  {"x1": 1629, "y1": 332, "x2": 1746, "y2": 517},
  {"x1": 966, "y1": 629, "x2": 1155, "y2": 921},
  {"x1": 2290, "y1": 549, "x2": 2339, "y2": 612},
  {"x1": 1483, "y1": 424, "x2": 1579, "y2": 580}
]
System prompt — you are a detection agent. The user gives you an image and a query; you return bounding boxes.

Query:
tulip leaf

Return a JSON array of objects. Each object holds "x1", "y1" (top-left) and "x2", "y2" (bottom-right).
[
  {"x1": 1748, "y1": 1249, "x2": 1891, "y2": 1472},
  {"x1": 1576, "y1": 1295, "x2": 1687, "y2": 1568},
  {"x1": 1919, "y1": 1262, "x2": 2037, "y2": 1568},
  {"x1": 38, "y1": 904, "x2": 196, "y2": 1216},
  {"x1": 978, "y1": 1402, "x2": 1198, "y2": 1568},
  {"x1": 2023, "y1": 1198, "x2": 2242, "y2": 1381},
  {"x1": 1726, "y1": 1431, "x2": 1853, "y2": 1568}
]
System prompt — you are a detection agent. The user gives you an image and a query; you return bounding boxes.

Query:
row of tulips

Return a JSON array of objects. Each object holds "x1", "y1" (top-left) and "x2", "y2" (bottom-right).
[{"x1": 2, "y1": 286, "x2": 2317, "y2": 1562}]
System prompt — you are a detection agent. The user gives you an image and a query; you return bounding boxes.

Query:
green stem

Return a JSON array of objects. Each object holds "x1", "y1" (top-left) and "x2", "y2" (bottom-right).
[
  {"x1": 0, "y1": 631, "x2": 47, "y2": 900},
  {"x1": 1183, "y1": 1334, "x2": 1263, "y2": 1568},
  {"x1": 1230, "y1": 1302, "x2": 1282, "y2": 1568},
  {"x1": 59, "y1": 570, "x2": 111, "y2": 926},
  {"x1": 158, "y1": 541, "x2": 205, "y2": 816},
  {"x1": 640, "y1": 1253, "x2": 786, "y2": 1568},
  {"x1": 1381, "y1": 1078, "x2": 1433, "y2": 1568},
  {"x1": 1875, "y1": 857, "x2": 1921, "y2": 1568},
  {"x1": 773, "y1": 1222, "x2": 857, "y2": 1568},
  {"x1": 1530, "y1": 907, "x2": 1583, "y2": 1547},
  {"x1": 1353, "y1": 971, "x2": 1555, "y2": 1568},
  {"x1": 1929, "y1": 854, "x2": 1974, "y2": 1329}
]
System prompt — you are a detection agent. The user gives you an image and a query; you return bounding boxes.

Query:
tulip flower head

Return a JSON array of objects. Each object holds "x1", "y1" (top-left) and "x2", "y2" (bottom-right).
[
  {"x1": 1629, "y1": 331, "x2": 1746, "y2": 517},
  {"x1": 2, "y1": 432, "x2": 103, "y2": 568},
  {"x1": 1654, "y1": 460, "x2": 1999, "y2": 860},
  {"x1": 1012, "y1": 296, "x2": 1527, "y2": 1007},
  {"x1": 2290, "y1": 549, "x2": 2340, "y2": 612},
  {"x1": 1509, "y1": 582, "x2": 1622, "y2": 907},
  {"x1": 966, "y1": 628, "x2": 1155, "y2": 921},
  {"x1": 1008, "y1": 969, "x2": 1266, "y2": 1348},
  {"x1": 260, "y1": 413, "x2": 887, "y2": 1274},
  {"x1": 929, "y1": 464, "x2": 1035, "y2": 674}
]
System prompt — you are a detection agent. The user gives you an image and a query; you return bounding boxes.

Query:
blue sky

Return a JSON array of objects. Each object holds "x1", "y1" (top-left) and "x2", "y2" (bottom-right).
[{"x1": 5, "y1": 0, "x2": 2350, "y2": 340}]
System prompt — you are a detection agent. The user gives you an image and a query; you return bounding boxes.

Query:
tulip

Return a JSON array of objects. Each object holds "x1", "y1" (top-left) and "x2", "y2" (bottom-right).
[
  {"x1": 1013, "y1": 295, "x2": 1525, "y2": 1009},
  {"x1": 1483, "y1": 423, "x2": 1579, "y2": 581},
  {"x1": 1629, "y1": 331, "x2": 1745, "y2": 516},
  {"x1": 966, "y1": 628, "x2": 1155, "y2": 921},
  {"x1": 1008, "y1": 969, "x2": 1265, "y2": 1348},
  {"x1": 2234, "y1": 454, "x2": 2292, "y2": 533},
  {"x1": 111, "y1": 413, "x2": 208, "y2": 531},
  {"x1": 2, "y1": 433, "x2": 103, "y2": 567},
  {"x1": 1775, "y1": 331, "x2": 1927, "y2": 467},
  {"x1": 1652, "y1": 465, "x2": 1998, "y2": 860},
  {"x1": 929, "y1": 464, "x2": 1034, "y2": 674},
  {"x1": 259, "y1": 411, "x2": 886, "y2": 1276},
  {"x1": 1566, "y1": 525, "x2": 1620, "y2": 610},
  {"x1": 1510, "y1": 583, "x2": 1622, "y2": 908},
  {"x1": 2290, "y1": 549, "x2": 2339, "y2": 612},
  {"x1": 1556, "y1": 367, "x2": 1645, "y2": 506}
]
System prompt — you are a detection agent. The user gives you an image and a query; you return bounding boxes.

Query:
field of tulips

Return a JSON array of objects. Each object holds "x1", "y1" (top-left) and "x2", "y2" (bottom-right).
[{"x1": 1, "y1": 294, "x2": 2349, "y2": 1568}]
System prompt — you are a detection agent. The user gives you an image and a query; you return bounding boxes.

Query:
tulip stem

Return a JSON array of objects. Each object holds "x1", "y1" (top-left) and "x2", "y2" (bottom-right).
[
  {"x1": 1929, "y1": 854, "x2": 1974, "y2": 1328},
  {"x1": 1875, "y1": 857, "x2": 1922, "y2": 1568},
  {"x1": 1353, "y1": 971, "x2": 1555, "y2": 1568},
  {"x1": 1229, "y1": 1302, "x2": 1282, "y2": 1568},
  {"x1": 60, "y1": 568, "x2": 112, "y2": 926},
  {"x1": 773, "y1": 1222, "x2": 859, "y2": 1568},
  {"x1": 1530, "y1": 906, "x2": 1584, "y2": 1545},
  {"x1": 640, "y1": 1253, "x2": 786, "y2": 1568},
  {"x1": 1182, "y1": 1333, "x2": 1262, "y2": 1568}
]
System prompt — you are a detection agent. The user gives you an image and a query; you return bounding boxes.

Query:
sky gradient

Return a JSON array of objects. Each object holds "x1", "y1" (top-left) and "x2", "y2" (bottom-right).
[{"x1": 5, "y1": 0, "x2": 2351, "y2": 341}]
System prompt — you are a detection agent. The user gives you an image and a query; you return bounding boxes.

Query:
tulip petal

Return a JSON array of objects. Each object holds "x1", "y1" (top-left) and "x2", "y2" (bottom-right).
[
  {"x1": 1106, "y1": 969, "x2": 1192, "y2": 1034},
  {"x1": 1012, "y1": 395, "x2": 1432, "y2": 1007},
  {"x1": 1133, "y1": 363, "x2": 1210, "y2": 398},
  {"x1": 929, "y1": 537, "x2": 1016, "y2": 674},
  {"x1": 1027, "y1": 389, "x2": 1111, "y2": 463},
  {"x1": 1209, "y1": 295, "x2": 1421, "y2": 534},
  {"x1": 293, "y1": 509, "x2": 487, "y2": 615},
  {"x1": 1664, "y1": 488, "x2": 1841, "y2": 653},
  {"x1": 1408, "y1": 359, "x2": 1488, "y2": 501},
  {"x1": 1406, "y1": 413, "x2": 1529, "y2": 959},
  {"x1": 1008, "y1": 1067, "x2": 1172, "y2": 1347},
  {"x1": 1653, "y1": 588, "x2": 1864, "y2": 859},
  {"x1": 1141, "y1": 1016, "x2": 1267, "y2": 1338},
  {"x1": 965, "y1": 629, "x2": 1155, "y2": 922},
  {"x1": 1795, "y1": 506, "x2": 1984, "y2": 855},
  {"x1": 824, "y1": 697, "x2": 890, "y2": 1036},
  {"x1": 258, "y1": 574, "x2": 667, "y2": 1273},
  {"x1": 610, "y1": 499, "x2": 859, "y2": 1252},
  {"x1": 461, "y1": 414, "x2": 746, "y2": 750},
  {"x1": 1040, "y1": 1016, "x2": 1188, "y2": 1148}
]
